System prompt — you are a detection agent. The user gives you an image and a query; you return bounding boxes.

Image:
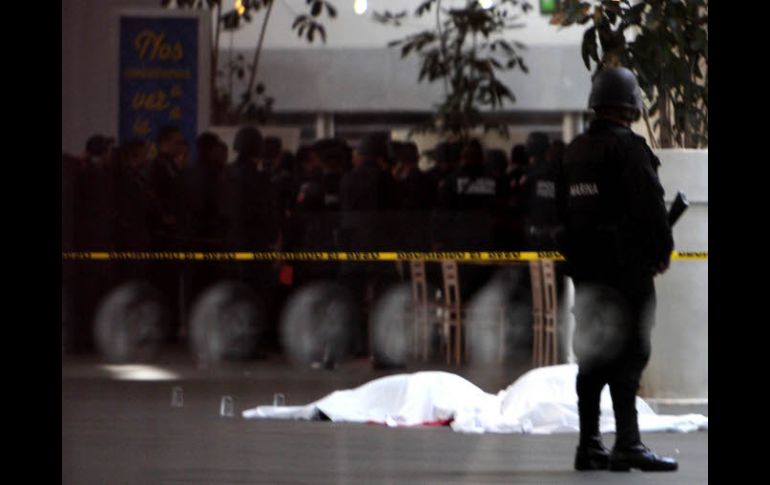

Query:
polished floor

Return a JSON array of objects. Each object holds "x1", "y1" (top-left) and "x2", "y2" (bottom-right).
[{"x1": 62, "y1": 349, "x2": 708, "y2": 484}]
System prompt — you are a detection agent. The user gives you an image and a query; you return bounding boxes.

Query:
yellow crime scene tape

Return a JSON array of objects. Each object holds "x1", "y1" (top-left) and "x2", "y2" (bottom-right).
[{"x1": 61, "y1": 251, "x2": 708, "y2": 261}]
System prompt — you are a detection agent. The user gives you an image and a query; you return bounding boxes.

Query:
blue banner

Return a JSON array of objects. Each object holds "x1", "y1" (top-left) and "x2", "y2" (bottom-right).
[{"x1": 119, "y1": 16, "x2": 198, "y2": 159}]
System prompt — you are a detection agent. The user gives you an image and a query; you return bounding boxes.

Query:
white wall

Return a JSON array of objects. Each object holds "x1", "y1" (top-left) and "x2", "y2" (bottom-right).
[
  {"x1": 227, "y1": 0, "x2": 584, "y2": 50},
  {"x1": 641, "y1": 149, "x2": 708, "y2": 400},
  {"x1": 247, "y1": 44, "x2": 591, "y2": 112}
]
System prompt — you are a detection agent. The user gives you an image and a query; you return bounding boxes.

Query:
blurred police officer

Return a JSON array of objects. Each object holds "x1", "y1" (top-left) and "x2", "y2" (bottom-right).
[
  {"x1": 339, "y1": 132, "x2": 399, "y2": 361},
  {"x1": 148, "y1": 125, "x2": 187, "y2": 251},
  {"x1": 339, "y1": 132, "x2": 398, "y2": 252},
  {"x1": 391, "y1": 141, "x2": 435, "y2": 251},
  {"x1": 220, "y1": 126, "x2": 280, "y2": 253},
  {"x1": 219, "y1": 126, "x2": 281, "y2": 297},
  {"x1": 560, "y1": 67, "x2": 677, "y2": 472},
  {"x1": 432, "y1": 139, "x2": 498, "y2": 300},
  {"x1": 525, "y1": 132, "x2": 560, "y2": 250},
  {"x1": 500, "y1": 143, "x2": 529, "y2": 250},
  {"x1": 145, "y1": 126, "x2": 189, "y2": 340}
]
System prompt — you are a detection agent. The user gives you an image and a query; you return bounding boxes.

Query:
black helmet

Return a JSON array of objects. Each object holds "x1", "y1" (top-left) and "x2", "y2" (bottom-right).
[
  {"x1": 525, "y1": 132, "x2": 550, "y2": 163},
  {"x1": 85, "y1": 134, "x2": 115, "y2": 157},
  {"x1": 356, "y1": 132, "x2": 390, "y2": 161},
  {"x1": 588, "y1": 67, "x2": 643, "y2": 115},
  {"x1": 233, "y1": 125, "x2": 263, "y2": 157}
]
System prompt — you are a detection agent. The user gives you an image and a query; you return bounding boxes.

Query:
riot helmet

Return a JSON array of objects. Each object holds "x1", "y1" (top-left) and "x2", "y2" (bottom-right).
[
  {"x1": 233, "y1": 126, "x2": 263, "y2": 158},
  {"x1": 588, "y1": 67, "x2": 643, "y2": 121},
  {"x1": 525, "y1": 132, "x2": 550, "y2": 164}
]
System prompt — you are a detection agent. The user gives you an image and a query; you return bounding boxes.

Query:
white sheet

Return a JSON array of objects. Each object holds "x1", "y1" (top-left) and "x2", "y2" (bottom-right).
[{"x1": 242, "y1": 364, "x2": 708, "y2": 435}]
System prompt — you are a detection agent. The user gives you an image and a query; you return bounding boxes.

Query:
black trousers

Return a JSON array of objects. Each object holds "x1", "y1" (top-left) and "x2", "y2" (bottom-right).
[{"x1": 572, "y1": 275, "x2": 655, "y2": 449}]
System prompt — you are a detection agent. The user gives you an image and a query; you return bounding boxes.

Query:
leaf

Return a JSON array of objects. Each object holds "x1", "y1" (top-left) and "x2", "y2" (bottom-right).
[
  {"x1": 416, "y1": 0, "x2": 435, "y2": 16},
  {"x1": 690, "y1": 29, "x2": 707, "y2": 52},
  {"x1": 308, "y1": 24, "x2": 315, "y2": 42},
  {"x1": 292, "y1": 15, "x2": 307, "y2": 30},
  {"x1": 418, "y1": 64, "x2": 428, "y2": 82},
  {"x1": 311, "y1": 1, "x2": 322, "y2": 18},
  {"x1": 318, "y1": 24, "x2": 326, "y2": 43},
  {"x1": 325, "y1": 2, "x2": 337, "y2": 18},
  {"x1": 581, "y1": 26, "x2": 597, "y2": 71}
]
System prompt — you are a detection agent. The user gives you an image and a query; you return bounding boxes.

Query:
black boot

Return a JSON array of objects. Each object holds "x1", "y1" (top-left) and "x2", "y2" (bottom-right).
[
  {"x1": 574, "y1": 435, "x2": 610, "y2": 471},
  {"x1": 575, "y1": 372, "x2": 607, "y2": 471},
  {"x1": 609, "y1": 443, "x2": 678, "y2": 472}
]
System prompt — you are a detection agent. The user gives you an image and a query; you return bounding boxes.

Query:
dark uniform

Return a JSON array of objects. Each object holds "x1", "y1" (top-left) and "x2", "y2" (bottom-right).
[
  {"x1": 71, "y1": 140, "x2": 119, "y2": 352},
  {"x1": 220, "y1": 127, "x2": 280, "y2": 285},
  {"x1": 147, "y1": 154, "x2": 186, "y2": 250},
  {"x1": 392, "y1": 142, "x2": 435, "y2": 251},
  {"x1": 432, "y1": 155, "x2": 497, "y2": 253},
  {"x1": 561, "y1": 67, "x2": 677, "y2": 472},
  {"x1": 525, "y1": 133, "x2": 562, "y2": 251},
  {"x1": 432, "y1": 140, "x2": 498, "y2": 300},
  {"x1": 338, "y1": 133, "x2": 399, "y2": 357},
  {"x1": 146, "y1": 151, "x2": 187, "y2": 339},
  {"x1": 219, "y1": 128, "x2": 280, "y2": 250}
]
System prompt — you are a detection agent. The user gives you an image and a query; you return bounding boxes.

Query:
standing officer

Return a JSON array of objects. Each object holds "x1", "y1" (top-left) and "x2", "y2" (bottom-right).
[
  {"x1": 338, "y1": 132, "x2": 399, "y2": 363},
  {"x1": 560, "y1": 67, "x2": 677, "y2": 472},
  {"x1": 525, "y1": 131, "x2": 561, "y2": 250}
]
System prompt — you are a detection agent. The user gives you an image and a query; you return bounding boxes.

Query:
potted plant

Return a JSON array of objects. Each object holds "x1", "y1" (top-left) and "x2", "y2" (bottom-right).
[
  {"x1": 553, "y1": 0, "x2": 707, "y2": 148},
  {"x1": 165, "y1": 0, "x2": 338, "y2": 125},
  {"x1": 375, "y1": 0, "x2": 533, "y2": 141}
]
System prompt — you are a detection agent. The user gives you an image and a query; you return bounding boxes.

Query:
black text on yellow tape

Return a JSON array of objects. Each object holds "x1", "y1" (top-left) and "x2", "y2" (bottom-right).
[{"x1": 62, "y1": 251, "x2": 707, "y2": 262}]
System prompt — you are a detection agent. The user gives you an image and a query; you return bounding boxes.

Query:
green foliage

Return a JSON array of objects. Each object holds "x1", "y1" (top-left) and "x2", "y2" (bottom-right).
[
  {"x1": 212, "y1": 54, "x2": 275, "y2": 124},
  {"x1": 163, "y1": 0, "x2": 337, "y2": 125},
  {"x1": 376, "y1": 0, "x2": 532, "y2": 140},
  {"x1": 555, "y1": 0, "x2": 708, "y2": 148}
]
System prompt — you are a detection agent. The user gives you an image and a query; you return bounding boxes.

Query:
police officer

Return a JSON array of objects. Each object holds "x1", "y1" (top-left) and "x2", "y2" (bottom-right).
[
  {"x1": 338, "y1": 132, "x2": 399, "y2": 362},
  {"x1": 525, "y1": 132, "x2": 561, "y2": 250},
  {"x1": 391, "y1": 141, "x2": 435, "y2": 251},
  {"x1": 220, "y1": 126, "x2": 280, "y2": 253},
  {"x1": 560, "y1": 67, "x2": 677, "y2": 472},
  {"x1": 219, "y1": 126, "x2": 281, "y2": 293},
  {"x1": 432, "y1": 139, "x2": 498, "y2": 300},
  {"x1": 147, "y1": 126, "x2": 187, "y2": 251}
]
